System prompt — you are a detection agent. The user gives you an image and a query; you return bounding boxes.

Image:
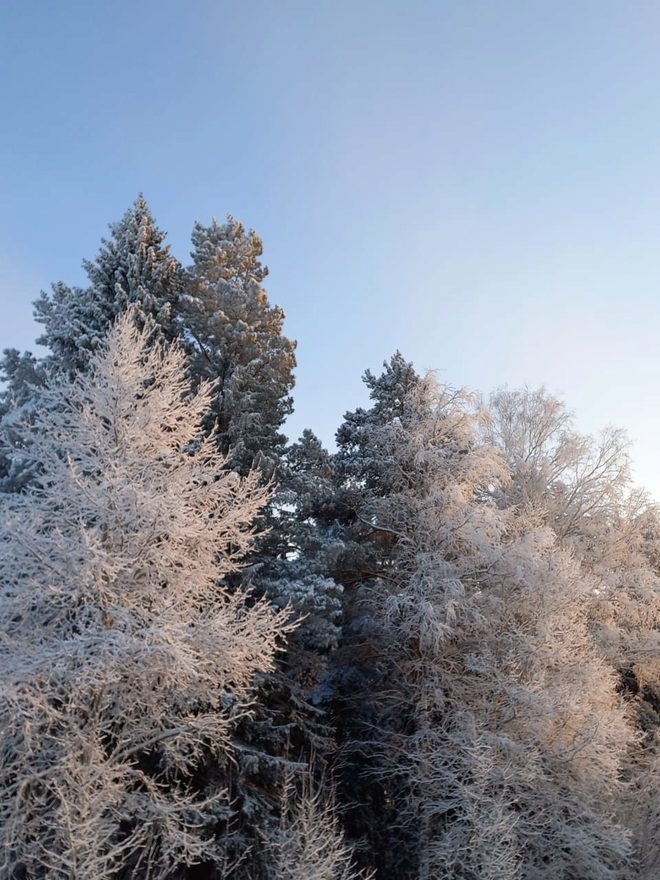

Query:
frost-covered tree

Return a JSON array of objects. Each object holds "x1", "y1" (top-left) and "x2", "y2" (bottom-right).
[
  {"x1": 330, "y1": 352, "x2": 423, "y2": 595},
  {"x1": 0, "y1": 197, "x2": 181, "y2": 493},
  {"x1": 336, "y1": 351, "x2": 421, "y2": 496},
  {"x1": 176, "y1": 218, "x2": 343, "y2": 843},
  {"x1": 485, "y1": 386, "x2": 632, "y2": 543},
  {"x1": 0, "y1": 347, "x2": 46, "y2": 491},
  {"x1": 334, "y1": 367, "x2": 636, "y2": 880},
  {"x1": 34, "y1": 194, "x2": 181, "y2": 377},
  {"x1": 181, "y1": 216, "x2": 296, "y2": 476},
  {"x1": 327, "y1": 353, "x2": 424, "y2": 875},
  {"x1": 262, "y1": 430, "x2": 345, "y2": 658},
  {"x1": 223, "y1": 429, "x2": 347, "y2": 876},
  {"x1": 484, "y1": 388, "x2": 660, "y2": 760},
  {"x1": 0, "y1": 309, "x2": 292, "y2": 879},
  {"x1": 265, "y1": 774, "x2": 373, "y2": 880}
]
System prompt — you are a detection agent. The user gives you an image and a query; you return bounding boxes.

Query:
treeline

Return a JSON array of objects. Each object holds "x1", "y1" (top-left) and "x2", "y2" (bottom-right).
[{"x1": 1, "y1": 197, "x2": 660, "y2": 879}]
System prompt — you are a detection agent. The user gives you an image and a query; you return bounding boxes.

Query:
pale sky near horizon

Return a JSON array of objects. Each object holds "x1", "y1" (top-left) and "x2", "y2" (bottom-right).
[{"x1": 3, "y1": 1, "x2": 660, "y2": 494}]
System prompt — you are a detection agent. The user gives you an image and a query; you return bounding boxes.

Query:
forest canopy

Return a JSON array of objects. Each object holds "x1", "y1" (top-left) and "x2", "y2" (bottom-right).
[{"x1": 1, "y1": 197, "x2": 659, "y2": 880}]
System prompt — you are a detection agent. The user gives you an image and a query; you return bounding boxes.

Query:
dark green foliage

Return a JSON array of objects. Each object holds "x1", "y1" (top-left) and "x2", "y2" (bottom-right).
[{"x1": 181, "y1": 217, "x2": 296, "y2": 477}]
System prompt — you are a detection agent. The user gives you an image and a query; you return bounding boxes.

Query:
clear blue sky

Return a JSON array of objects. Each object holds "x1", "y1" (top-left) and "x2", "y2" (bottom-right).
[{"x1": 3, "y1": 1, "x2": 660, "y2": 493}]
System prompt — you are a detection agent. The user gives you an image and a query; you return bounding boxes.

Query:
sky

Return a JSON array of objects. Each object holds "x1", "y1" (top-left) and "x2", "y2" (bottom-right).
[{"x1": 3, "y1": 1, "x2": 660, "y2": 493}]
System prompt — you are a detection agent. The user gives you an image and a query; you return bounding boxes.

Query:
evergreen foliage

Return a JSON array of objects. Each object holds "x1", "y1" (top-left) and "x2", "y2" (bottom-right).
[
  {"x1": 3, "y1": 204, "x2": 660, "y2": 879},
  {"x1": 35, "y1": 195, "x2": 181, "y2": 377},
  {"x1": 0, "y1": 348, "x2": 46, "y2": 491},
  {"x1": 181, "y1": 216, "x2": 296, "y2": 477}
]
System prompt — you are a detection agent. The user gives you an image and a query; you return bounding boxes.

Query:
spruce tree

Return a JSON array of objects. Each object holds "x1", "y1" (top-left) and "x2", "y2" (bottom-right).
[
  {"x1": 328, "y1": 353, "x2": 425, "y2": 876},
  {"x1": 34, "y1": 194, "x2": 181, "y2": 377},
  {"x1": 336, "y1": 351, "x2": 421, "y2": 496},
  {"x1": 0, "y1": 197, "x2": 181, "y2": 493},
  {"x1": 0, "y1": 348, "x2": 46, "y2": 491},
  {"x1": 262, "y1": 431, "x2": 345, "y2": 654}
]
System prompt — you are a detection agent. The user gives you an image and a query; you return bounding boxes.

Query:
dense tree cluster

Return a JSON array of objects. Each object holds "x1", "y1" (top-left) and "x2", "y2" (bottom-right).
[{"x1": 1, "y1": 197, "x2": 660, "y2": 879}]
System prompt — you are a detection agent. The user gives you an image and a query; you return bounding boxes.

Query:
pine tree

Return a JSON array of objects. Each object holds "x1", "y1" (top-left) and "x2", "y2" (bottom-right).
[
  {"x1": 0, "y1": 309, "x2": 292, "y2": 879},
  {"x1": 181, "y1": 216, "x2": 296, "y2": 477},
  {"x1": 177, "y1": 219, "x2": 345, "y2": 868}
]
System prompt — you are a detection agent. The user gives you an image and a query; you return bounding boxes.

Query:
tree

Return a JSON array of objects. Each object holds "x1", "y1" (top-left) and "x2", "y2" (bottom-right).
[
  {"x1": 265, "y1": 774, "x2": 373, "y2": 880},
  {"x1": 327, "y1": 353, "x2": 425, "y2": 876},
  {"x1": 485, "y1": 386, "x2": 632, "y2": 544},
  {"x1": 0, "y1": 197, "x2": 182, "y2": 494},
  {"x1": 262, "y1": 430, "x2": 346, "y2": 658},
  {"x1": 336, "y1": 351, "x2": 422, "y2": 498},
  {"x1": 0, "y1": 309, "x2": 292, "y2": 879},
  {"x1": 484, "y1": 388, "x2": 660, "y2": 842},
  {"x1": 334, "y1": 367, "x2": 636, "y2": 879},
  {"x1": 34, "y1": 194, "x2": 181, "y2": 377},
  {"x1": 0, "y1": 348, "x2": 46, "y2": 491},
  {"x1": 176, "y1": 220, "x2": 346, "y2": 862},
  {"x1": 181, "y1": 216, "x2": 296, "y2": 477}
]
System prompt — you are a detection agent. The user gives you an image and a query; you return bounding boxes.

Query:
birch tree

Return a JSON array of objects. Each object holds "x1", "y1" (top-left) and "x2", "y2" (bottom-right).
[{"x1": 336, "y1": 369, "x2": 636, "y2": 879}]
